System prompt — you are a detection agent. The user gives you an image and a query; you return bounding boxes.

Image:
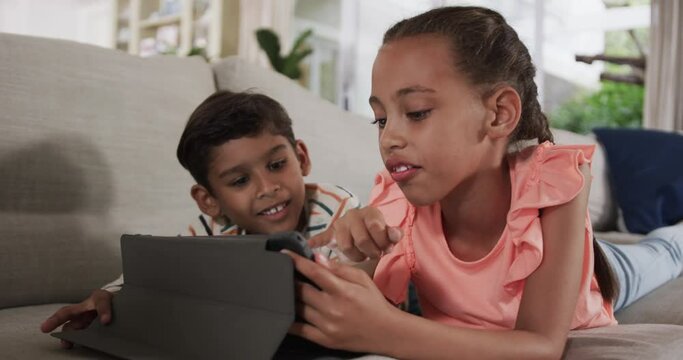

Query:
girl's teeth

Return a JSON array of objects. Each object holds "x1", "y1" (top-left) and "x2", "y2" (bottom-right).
[{"x1": 395, "y1": 165, "x2": 412, "y2": 173}]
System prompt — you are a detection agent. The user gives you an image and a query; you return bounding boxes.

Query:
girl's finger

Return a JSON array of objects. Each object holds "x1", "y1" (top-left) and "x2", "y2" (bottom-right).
[
  {"x1": 335, "y1": 220, "x2": 367, "y2": 262},
  {"x1": 349, "y1": 219, "x2": 382, "y2": 259},
  {"x1": 295, "y1": 300, "x2": 325, "y2": 328},
  {"x1": 308, "y1": 226, "x2": 333, "y2": 248},
  {"x1": 364, "y1": 215, "x2": 392, "y2": 252},
  {"x1": 288, "y1": 322, "x2": 331, "y2": 348},
  {"x1": 388, "y1": 226, "x2": 404, "y2": 243},
  {"x1": 295, "y1": 281, "x2": 327, "y2": 311},
  {"x1": 282, "y1": 250, "x2": 343, "y2": 293}
]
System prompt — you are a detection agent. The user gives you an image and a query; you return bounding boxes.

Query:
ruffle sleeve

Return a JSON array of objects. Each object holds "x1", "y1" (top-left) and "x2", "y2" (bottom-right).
[
  {"x1": 370, "y1": 170, "x2": 414, "y2": 305},
  {"x1": 503, "y1": 142, "x2": 595, "y2": 291}
]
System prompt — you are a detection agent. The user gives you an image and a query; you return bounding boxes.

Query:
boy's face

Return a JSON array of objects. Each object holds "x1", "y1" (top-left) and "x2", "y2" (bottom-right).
[{"x1": 191, "y1": 133, "x2": 311, "y2": 235}]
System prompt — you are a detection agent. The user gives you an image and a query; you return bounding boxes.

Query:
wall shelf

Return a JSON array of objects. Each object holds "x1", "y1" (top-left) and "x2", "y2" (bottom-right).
[
  {"x1": 139, "y1": 14, "x2": 182, "y2": 29},
  {"x1": 113, "y1": 0, "x2": 239, "y2": 60}
]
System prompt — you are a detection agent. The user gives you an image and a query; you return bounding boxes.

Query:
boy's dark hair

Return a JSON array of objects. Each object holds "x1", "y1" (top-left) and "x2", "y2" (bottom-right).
[
  {"x1": 384, "y1": 6, "x2": 618, "y2": 302},
  {"x1": 176, "y1": 90, "x2": 296, "y2": 191}
]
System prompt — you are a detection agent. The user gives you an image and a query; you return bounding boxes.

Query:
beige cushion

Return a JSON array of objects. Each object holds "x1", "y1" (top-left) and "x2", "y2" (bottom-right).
[
  {"x1": 563, "y1": 324, "x2": 683, "y2": 359},
  {"x1": 212, "y1": 57, "x2": 383, "y2": 204},
  {"x1": 594, "y1": 231, "x2": 646, "y2": 245},
  {"x1": 0, "y1": 304, "x2": 114, "y2": 359},
  {"x1": 552, "y1": 128, "x2": 618, "y2": 231},
  {"x1": 0, "y1": 33, "x2": 215, "y2": 309},
  {"x1": 4, "y1": 304, "x2": 683, "y2": 360},
  {"x1": 616, "y1": 277, "x2": 683, "y2": 325}
]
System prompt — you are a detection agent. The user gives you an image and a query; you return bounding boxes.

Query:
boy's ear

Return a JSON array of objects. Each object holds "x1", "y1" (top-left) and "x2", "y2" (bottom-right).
[
  {"x1": 294, "y1": 140, "x2": 312, "y2": 176},
  {"x1": 483, "y1": 85, "x2": 522, "y2": 140},
  {"x1": 190, "y1": 184, "x2": 222, "y2": 219}
]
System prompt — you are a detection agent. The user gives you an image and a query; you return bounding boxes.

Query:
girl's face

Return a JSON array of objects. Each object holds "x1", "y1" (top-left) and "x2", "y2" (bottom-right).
[{"x1": 370, "y1": 34, "x2": 495, "y2": 206}]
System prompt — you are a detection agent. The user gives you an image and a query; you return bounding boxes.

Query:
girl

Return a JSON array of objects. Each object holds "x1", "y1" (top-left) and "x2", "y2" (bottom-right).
[{"x1": 285, "y1": 6, "x2": 683, "y2": 359}]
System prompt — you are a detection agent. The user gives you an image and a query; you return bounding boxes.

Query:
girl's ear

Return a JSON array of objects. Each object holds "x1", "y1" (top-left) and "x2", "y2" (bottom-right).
[
  {"x1": 294, "y1": 139, "x2": 312, "y2": 176},
  {"x1": 191, "y1": 184, "x2": 222, "y2": 219},
  {"x1": 484, "y1": 85, "x2": 522, "y2": 140}
]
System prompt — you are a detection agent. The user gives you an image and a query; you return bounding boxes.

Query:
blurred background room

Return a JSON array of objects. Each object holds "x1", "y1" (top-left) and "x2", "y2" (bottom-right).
[{"x1": 3, "y1": 0, "x2": 679, "y2": 134}]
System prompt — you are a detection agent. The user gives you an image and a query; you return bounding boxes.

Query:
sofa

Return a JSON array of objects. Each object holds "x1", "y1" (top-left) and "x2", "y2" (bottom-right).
[{"x1": 1, "y1": 33, "x2": 681, "y2": 359}]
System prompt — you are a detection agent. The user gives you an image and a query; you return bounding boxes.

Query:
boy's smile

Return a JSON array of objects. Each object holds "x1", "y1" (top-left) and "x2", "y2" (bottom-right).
[{"x1": 192, "y1": 132, "x2": 311, "y2": 235}]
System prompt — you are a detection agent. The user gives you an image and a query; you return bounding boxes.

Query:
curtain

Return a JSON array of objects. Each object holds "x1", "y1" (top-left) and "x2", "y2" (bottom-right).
[
  {"x1": 644, "y1": 0, "x2": 683, "y2": 132},
  {"x1": 238, "y1": 0, "x2": 295, "y2": 67}
]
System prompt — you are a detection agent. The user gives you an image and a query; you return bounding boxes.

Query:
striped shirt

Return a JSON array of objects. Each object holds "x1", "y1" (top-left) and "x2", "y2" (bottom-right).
[{"x1": 103, "y1": 183, "x2": 360, "y2": 292}]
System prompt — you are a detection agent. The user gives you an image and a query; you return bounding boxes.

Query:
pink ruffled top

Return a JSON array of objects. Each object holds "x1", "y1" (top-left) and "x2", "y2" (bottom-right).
[{"x1": 372, "y1": 142, "x2": 617, "y2": 330}]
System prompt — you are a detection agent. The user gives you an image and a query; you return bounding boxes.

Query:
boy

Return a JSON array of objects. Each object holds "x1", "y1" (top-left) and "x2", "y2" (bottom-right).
[{"x1": 40, "y1": 90, "x2": 360, "y2": 347}]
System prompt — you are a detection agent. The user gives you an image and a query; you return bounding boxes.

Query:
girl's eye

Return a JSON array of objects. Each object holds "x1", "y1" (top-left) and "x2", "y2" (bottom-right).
[
  {"x1": 230, "y1": 176, "x2": 249, "y2": 187},
  {"x1": 407, "y1": 109, "x2": 431, "y2": 121},
  {"x1": 268, "y1": 159, "x2": 287, "y2": 171},
  {"x1": 371, "y1": 118, "x2": 387, "y2": 129}
]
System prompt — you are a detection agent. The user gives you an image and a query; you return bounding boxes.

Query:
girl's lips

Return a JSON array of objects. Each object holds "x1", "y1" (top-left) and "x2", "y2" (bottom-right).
[
  {"x1": 385, "y1": 159, "x2": 421, "y2": 183},
  {"x1": 389, "y1": 166, "x2": 420, "y2": 183}
]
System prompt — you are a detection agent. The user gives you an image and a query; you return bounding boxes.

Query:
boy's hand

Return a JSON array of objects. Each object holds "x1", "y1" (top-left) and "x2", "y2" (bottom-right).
[
  {"x1": 308, "y1": 207, "x2": 403, "y2": 262},
  {"x1": 40, "y1": 289, "x2": 113, "y2": 349}
]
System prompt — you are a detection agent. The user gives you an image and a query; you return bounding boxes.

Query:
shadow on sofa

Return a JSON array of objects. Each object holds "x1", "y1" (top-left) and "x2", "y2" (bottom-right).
[{"x1": 0, "y1": 136, "x2": 120, "y2": 309}]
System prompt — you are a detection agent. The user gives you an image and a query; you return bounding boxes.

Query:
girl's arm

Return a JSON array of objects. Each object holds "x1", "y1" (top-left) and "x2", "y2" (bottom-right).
[{"x1": 288, "y1": 164, "x2": 592, "y2": 360}]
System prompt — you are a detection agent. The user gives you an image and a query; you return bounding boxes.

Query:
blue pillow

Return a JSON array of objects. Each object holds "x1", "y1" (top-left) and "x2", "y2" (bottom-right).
[{"x1": 593, "y1": 128, "x2": 683, "y2": 234}]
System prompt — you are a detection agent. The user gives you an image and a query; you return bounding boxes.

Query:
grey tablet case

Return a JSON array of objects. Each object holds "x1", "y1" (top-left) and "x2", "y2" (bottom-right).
[{"x1": 52, "y1": 233, "x2": 305, "y2": 359}]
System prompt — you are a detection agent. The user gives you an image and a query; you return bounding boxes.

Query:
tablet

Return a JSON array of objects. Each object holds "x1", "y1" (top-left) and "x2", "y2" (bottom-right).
[{"x1": 51, "y1": 232, "x2": 361, "y2": 359}]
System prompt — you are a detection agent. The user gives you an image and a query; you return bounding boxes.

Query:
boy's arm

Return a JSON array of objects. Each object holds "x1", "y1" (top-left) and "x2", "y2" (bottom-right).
[{"x1": 40, "y1": 289, "x2": 114, "y2": 347}]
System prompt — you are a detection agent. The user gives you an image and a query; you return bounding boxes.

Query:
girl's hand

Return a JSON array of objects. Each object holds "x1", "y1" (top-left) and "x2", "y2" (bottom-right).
[
  {"x1": 284, "y1": 250, "x2": 399, "y2": 353},
  {"x1": 308, "y1": 206, "x2": 403, "y2": 262}
]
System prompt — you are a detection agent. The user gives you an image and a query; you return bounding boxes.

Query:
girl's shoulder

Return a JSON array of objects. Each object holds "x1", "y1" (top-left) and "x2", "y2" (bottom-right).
[
  {"x1": 503, "y1": 142, "x2": 596, "y2": 288},
  {"x1": 508, "y1": 141, "x2": 595, "y2": 211}
]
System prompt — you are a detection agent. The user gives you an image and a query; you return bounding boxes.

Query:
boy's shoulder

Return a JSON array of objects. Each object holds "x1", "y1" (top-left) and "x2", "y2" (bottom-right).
[
  {"x1": 187, "y1": 215, "x2": 241, "y2": 237},
  {"x1": 302, "y1": 183, "x2": 360, "y2": 237},
  {"x1": 304, "y1": 183, "x2": 360, "y2": 209}
]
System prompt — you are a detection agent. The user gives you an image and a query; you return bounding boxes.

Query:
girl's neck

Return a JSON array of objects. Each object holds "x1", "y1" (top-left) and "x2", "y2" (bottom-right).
[{"x1": 440, "y1": 154, "x2": 511, "y2": 260}]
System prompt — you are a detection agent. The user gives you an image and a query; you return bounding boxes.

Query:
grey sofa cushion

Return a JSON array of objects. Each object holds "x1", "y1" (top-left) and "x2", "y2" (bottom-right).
[
  {"x1": 563, "y1": 324, "x2": 683, "y2": 359},
  {"x1": 5, "y1": 304, "x2": 683, "y2": 360},
  {"x1": 0, "y1": 34, "x2": 215, "y2": 309},
  {"x1": 0, "y1": 304, "x2": 115, "y2": 360},
  {"x1": 212, "y1": 57, "x2": 382, "y2": 204},
  {"x1": 616, "y1": 277, "x2": 683, "y2": 325}
]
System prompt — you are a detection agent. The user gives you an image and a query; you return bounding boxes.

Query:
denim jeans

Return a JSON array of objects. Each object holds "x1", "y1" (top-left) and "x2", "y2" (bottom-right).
[{"x1": 597, "y1": 223, "x2": 683, "y2": 312}]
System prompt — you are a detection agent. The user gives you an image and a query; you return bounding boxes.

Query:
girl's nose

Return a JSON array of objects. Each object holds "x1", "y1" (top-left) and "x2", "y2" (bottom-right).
[{"x1": 379, "y1": 118, "x2": 407, "y2": 152}]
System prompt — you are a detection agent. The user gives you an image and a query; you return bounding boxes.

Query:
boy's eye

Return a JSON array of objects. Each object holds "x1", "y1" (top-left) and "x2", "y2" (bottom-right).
[
  {"x1": 407, "y1": 109, "x2": 431, "y2": 121},
  {"x1": 230, "y1": 176, "x2": 249, "y2": 187},
  {"x1": 371, "y1": 118, "x2": 387, "y2": 129},
  {"x1": 268, "y1": 159, "x2": 287, "y2": 171}
]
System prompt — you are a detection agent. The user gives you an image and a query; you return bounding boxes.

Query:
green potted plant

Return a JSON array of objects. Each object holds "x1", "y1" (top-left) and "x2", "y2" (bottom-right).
[{"x1": 255, "y1": 28, "x2": 313, "y2": 80}]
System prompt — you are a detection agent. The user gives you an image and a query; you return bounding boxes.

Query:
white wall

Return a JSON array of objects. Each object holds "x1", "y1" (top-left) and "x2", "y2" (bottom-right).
[
  {"x1": 0, "y1": 0, "x2": 115, "y2": 48},
  {"x1": 351, "y1": 0, "x2": 435, "y2": 117},
  {"x1": 344, "y1": 0, "x2": 649, "y2": 117}
]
